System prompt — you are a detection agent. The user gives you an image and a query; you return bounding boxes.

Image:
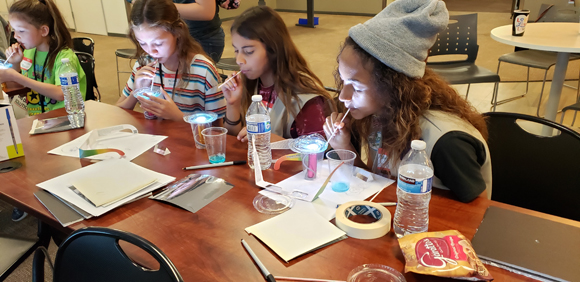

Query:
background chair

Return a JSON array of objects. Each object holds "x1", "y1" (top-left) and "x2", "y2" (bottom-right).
[
  {"x1": 0, "y1": 221, "x2": 51, "y2": 280},
  {"x1": 75, "y1": 51, "x2": 101, "y2": 102},
  {"x1": 559, "y1": 99, "x2": 580, "y2": 126},
  {"x1": 494, "y1": 4, "x2": 580, "y2": 116},
  {"x1": 427, "y1": 13, "x2": 500, "y2": 100},
  {"x1": 483, "y1": 112, "x2": 580, "y2": 221},
  {"x1": 115, "y1": 48, "x2": 137, "y2": 95},
  {"x1": 216, "y1": 57, "x2": 240, "y2": 82},
  {"x1": 33, "y1": 227, "x2": 183, "y2": 282},
  {"x1": 72, "y1": 37, "x2": 94, "y2": 56}
]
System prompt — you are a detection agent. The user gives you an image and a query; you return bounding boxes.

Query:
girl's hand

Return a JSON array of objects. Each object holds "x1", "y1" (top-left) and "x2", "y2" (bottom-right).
[
  {"x1": 134, "y1": 61, "x2": 157, "y2": 89},
  {"x1": 137, "y1": 88, "x2": 183, "y2": 121},
  {"x1": 0, "y1": 68, "x2": 18, "y2": 82},
  {"x1": 323, "y1": 112, "x2": 352, "y2": 150},
  {"x1": 221, "y1": 72, "x2": 243, "y2": 106},
  {"x1": 5, "y1": 43, "x2": 23, "y2": 65},
  {"x1": 237, "y1": 127, "x2": 248, "y2": 142}
]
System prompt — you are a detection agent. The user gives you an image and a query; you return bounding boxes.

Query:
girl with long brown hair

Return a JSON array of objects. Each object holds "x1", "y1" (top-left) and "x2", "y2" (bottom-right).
[
  {"x1": 221, "y1": 6, "x2": 335, "y2": 140},
  {"x1": 324, "y1": 0, "x2": 491, "y2": 203},
  {"x1": 117, "y1": 0, "x2": 226, "y2": 122},
  {"x1": 0, "y1": 0, "x2": 86, "y2": 116}
]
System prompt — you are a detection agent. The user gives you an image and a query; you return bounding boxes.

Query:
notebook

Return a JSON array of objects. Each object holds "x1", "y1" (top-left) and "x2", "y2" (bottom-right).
[
  {"x1": 471, "y1": 206, "x2": 580, "y2": 282},
  {"x1": 245, "y1": 200, "x2": 347, "y2": 262},
  {"x1": 34, "y1": 190, "x2": 85, "y2": 227}
]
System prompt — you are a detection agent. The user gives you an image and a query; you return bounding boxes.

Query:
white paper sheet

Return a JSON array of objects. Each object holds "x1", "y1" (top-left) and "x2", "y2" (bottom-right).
[
  {"x1": 48, "y1": 126, "x2": 167, "y2": 161},
  {"x1": 37, "y1": 159, "x2": 175, "y2": 217},
  {"x1": 245, "y1": 200, "x2": 347, "y2": 262}
]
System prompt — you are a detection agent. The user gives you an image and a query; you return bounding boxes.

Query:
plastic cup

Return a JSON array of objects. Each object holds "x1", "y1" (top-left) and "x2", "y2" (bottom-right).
[
  {"x1": 132, "y1": 86, "x2": 163, "y2": 101},
  {"x1": 302, "y1": 152, "x2": 324, "y2": 180},
  {"x1": 201, "y1": 127, "x2": 227, "y2": 164},
  {"x1": 512, "y1": 10, "x2": 530, "y2": 36},
  {"x1": 184, "y1": 112, "x2": 218, "y2": 149},
  {"x1": 326, "y1": 149, "x2": 356, "y2": 193},
  {"x1": 347, "y1": 264, "x2": 406, "y2": 282}
]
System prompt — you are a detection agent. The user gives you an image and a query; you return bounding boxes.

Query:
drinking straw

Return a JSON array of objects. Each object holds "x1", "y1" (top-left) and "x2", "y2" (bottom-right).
[{"x1": 325, "y1": 108, "x2": 350, "y2": 147}]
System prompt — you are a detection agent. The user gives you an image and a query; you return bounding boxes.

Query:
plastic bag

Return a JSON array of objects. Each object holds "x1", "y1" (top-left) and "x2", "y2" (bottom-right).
[{"x1": 398, "y1": 230, "x2": 493, "y2": 281}]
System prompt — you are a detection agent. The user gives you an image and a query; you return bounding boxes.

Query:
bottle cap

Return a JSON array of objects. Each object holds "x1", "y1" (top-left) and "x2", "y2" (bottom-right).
[
  {"x1": 61, "y1": 58, "x2": 70, "y2": 63},
  {"x1": 411, "y1": 140, "x2": 426, "y2": 150},
  {"x1": 251, "y1": 95, "x2": 262, "y2": 102}
]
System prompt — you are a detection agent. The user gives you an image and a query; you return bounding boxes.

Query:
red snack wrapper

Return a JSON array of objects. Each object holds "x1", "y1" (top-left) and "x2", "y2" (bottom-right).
[{"x1": 398, "y1": 230, "x2": 493, "y2": 281}]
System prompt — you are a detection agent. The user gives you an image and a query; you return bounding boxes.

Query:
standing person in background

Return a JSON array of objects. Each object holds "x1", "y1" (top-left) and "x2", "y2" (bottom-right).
[
  {"x1": 324, "y1": 0, "x2": 491, "y2": 203},
  {"x1": 173, "y1": 0, "x2": 225, "y2": 63},
  {"x1": 220, "y1": 6, "x2": 335, "y2": 141}
]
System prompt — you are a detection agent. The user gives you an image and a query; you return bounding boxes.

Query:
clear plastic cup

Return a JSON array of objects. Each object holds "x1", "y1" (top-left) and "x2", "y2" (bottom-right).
[
  {"x1": 326, "y1": 149, "x2": 356, "y2": 193},
  {"x1": 201, "y1": 127, "x2": 227, "y2": 163},
  {"x1": 132, "y1": 86, "x2": 163, "y2": 101},
  {"x1": 347, "y1": 264, "x2": 406, "y2": 282},
  {"x1": 184, "y1": 112, "x2": 218, "y2": 149}
]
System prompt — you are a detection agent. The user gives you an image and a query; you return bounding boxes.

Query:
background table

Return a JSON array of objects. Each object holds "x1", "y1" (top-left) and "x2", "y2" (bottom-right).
[
  {"x1": 491, "y1": 22, "x2": 580, "y2": 135},
  {"x1": 1, "y1": 101, "x2": 577, "y2": 281}
]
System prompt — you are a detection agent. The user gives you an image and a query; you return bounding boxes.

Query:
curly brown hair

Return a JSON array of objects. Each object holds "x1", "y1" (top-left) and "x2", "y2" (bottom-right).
[
  {"x1": 336, "y1": 37, "x2": 488, "y2": 167},
  {"x1": 231, "y1": 6, "x2": 335, "y2": 119}
]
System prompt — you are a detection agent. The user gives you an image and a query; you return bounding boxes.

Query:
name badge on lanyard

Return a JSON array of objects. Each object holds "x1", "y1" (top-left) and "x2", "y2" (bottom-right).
[{"x1": 21, "y1": 57, "x2": 32, "y2": 71}]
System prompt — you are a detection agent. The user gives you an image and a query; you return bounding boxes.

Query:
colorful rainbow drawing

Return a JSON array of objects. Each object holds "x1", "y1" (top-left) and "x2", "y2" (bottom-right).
[{"x1": 79, "y1": 148, "x2": 125, "y2": 159}]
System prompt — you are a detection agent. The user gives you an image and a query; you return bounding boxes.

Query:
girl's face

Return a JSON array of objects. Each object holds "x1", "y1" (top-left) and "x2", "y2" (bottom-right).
[
  {"x1": 133, "y1": 25, "x2": 177, "y2": 65},
  {"x1": 9, "y1": 15, "x2": 48, "y2": 50},
  {"x1": 232, "y1": 32, "x2": 271, "y2": 80},
  {"x1": 337, "y1": 45, "x2": 383, "y2": 120}
]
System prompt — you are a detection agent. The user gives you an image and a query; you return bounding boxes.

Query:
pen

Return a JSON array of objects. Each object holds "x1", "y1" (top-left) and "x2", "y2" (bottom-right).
[
  {"x1": 274, "y1": 276, "x2": 345, "y2": 282},
  {"x1": 241, "y1": 239, "x2": 276, "y2": 282},
  {"x1": 5, "y1": 108, "x2": 18, "y2": 154},
  {"x1": 183, "y1": 160, "x2": 246, "y2": 170}
]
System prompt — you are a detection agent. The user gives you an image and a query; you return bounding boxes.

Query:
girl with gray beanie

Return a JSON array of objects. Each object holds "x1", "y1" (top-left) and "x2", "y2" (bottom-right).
[{"x1": 323, "y1": 0, "x2": 491, "y2": 203}]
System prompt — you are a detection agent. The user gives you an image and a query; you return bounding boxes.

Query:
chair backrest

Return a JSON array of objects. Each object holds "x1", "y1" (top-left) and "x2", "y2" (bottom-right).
[
  {"x1": 483, "y1": 112, "x2": 580, "y2": 221},
  {"x1": 72, "y1": 37, "x2": 94, "y2": 56},
  {"x1": 75, "y1": 51, "x2": 99, "y2": 101},
  {"x1": 53, "y1": 227, "x2": 183, "y2": 282},
  {"x1": 428, "y1": 13, "x2": 479, "y2": 64}
]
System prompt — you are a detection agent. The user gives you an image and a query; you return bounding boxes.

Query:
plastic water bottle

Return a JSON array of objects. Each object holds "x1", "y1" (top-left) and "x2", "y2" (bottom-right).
[
  {"x1": 59, "y1": 58, "x2": 85, "y2": 128},
  {"x1": 393, "y1": 140, "x2": 434, "y2": 238},
  {"x1": 246, "y1": 94, "x2": 271, "y2": 170}
]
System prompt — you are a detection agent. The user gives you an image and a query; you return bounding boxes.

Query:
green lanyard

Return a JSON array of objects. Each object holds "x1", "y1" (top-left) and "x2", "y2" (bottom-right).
[{"x1": 32, "y1": 49, "x2": 49, "y2": 113}]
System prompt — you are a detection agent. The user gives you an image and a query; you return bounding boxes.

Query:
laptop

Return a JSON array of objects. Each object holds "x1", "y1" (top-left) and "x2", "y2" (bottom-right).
[{"x1": 471, "y1": 206, "x2": 580, "y2": 282}]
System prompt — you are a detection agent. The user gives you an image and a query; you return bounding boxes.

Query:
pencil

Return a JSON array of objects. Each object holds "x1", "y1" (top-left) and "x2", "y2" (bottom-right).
[
  {"x1": 274, "y1": 276, "x2": 345, "y2": 282},
  {"x1": 183, "y1": 160, "x2": 246, "y2": 170}
]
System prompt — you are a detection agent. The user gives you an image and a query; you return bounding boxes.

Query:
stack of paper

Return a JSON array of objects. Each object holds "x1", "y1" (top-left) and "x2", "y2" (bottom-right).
[
  {"x1": 37, "y1": 159, "x2": 175, "y2": 221},
  {"x1": 246, "y1": 201, "x2": 347, "y2": 262}
]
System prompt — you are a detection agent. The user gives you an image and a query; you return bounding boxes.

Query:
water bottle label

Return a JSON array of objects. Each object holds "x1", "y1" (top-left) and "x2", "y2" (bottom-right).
[
  {"x1": 397, "y1": 174, "x2": 432, "y2": 193},
  {"x1": 247, "y1": 121, "x2": 271, "y2": 134},
  {"x1": 59, "y1": 75, "x2": 78, "y2": 86}
]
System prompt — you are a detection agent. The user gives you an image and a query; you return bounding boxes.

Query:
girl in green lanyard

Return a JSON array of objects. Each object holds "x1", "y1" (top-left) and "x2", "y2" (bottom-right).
[{"x1": 0, "y1": 0, "x2": 86, "y2": 116}]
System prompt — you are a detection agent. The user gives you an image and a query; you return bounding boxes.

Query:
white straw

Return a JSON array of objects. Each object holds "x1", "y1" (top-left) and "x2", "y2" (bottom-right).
[
  {"x1": 5, "y1": 51, "x2": 14, "y2": 63},
  {"x1": 217, "y1": 71, "x2": 240, "y2": 90},
  {"x1": 274, "y1": 276, "x2": 346, "y2": 282},
  {"x1": 150, "y1": 60, "x2": 158, "y2": 92},
  {"x1": 369, "y1": 186, "x2": 387, "y2": 202},
  {"x1": 325, "y1": 108, "x2": 350, "y2": 146}
]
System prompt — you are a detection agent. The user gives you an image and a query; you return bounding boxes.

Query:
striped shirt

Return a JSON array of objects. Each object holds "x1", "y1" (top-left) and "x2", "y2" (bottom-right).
[{"x1": 123, "y1": 54, "x2": 226, "y2": 118}]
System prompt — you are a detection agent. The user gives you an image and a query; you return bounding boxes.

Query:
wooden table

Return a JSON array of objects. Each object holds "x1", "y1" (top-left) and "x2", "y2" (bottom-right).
[
  {"x1": 3, "y1": 81, "x2": 29, "y2": 98},
  {"x1": 491, "y1": 22, "x2": 580, "y2": 135},
  {"x1": 1, "y1": 101, "x2": 576, "y2": 281}
]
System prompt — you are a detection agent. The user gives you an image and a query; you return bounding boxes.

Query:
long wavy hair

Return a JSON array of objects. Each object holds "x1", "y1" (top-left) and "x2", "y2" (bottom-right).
[
  {"x1": 337, "y1": 37, "x2": 488, "y2": 167},
  {"x1": 10, "y1": 0, "x2": 72, "y2": 71},
  {"x1": 129, "y1": 0, "x2": 208, "y2": 90},
  {"x1": 231, "y1": 6, "x2": 335, "y2": 119}
]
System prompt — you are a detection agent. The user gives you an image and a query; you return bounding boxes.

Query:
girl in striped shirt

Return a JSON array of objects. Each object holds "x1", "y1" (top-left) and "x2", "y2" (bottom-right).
[{"x1": 117, "y1": 0, "x2": 226, "y2": 122}]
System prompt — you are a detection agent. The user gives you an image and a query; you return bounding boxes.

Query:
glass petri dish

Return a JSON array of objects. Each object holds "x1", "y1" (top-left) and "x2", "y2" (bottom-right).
[
  {"x1": 253, "y1": 193, "x2": 294, "y2": 214},
  {"x1": 347, "y1": 264, "x2": 406, "y2": 282},
  {"x1": 183, "y1": 111, "x2": 218, "y2": 125},
  {"x1": 133, "y1": 86, "x2": 163, "y2": 100}
]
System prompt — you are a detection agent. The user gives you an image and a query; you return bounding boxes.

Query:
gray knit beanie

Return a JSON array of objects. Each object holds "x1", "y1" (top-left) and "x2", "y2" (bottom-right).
[{"x1": 349, "y1": 0, "x2": 449, "y2": 78}]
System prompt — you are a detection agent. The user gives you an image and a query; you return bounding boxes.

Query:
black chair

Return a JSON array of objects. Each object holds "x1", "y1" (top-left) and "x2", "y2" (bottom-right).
[
  {"x1": 560, "y1": 100, "x2": 580, "y2": 126},
  {"x1": 216, "y1": 57, "x2": 239, "y2": 82},
  {"x1": 72, "y1": 37, "x2": 94, "y2": 56},
  {"x1": 32, "y1": 227, "x2": 183, "y2": 282},
  {"x1": 483, "y1": 112, "x2": 580, "y2": 221},
  {"x1": 0, "y1": 221, "x2": 51, "y2": 280},
  {"x1": 495, "y1": 4, "x2": 580, "y2": 116},
  {"x1": 75, "y1": 51, "x2": 100, "y2": 102},
  {"x1": 427, "y1": 13, "x2": 500, "y2": 100},
  {"x1": 115, "y1": 48, "x2": 136, "y2": 95}
]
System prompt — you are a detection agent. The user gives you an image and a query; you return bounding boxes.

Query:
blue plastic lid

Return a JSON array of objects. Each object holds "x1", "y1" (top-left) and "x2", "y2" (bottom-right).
[
  {"x1": 290, "y1": 133, "x2": 328, "y2": 154},
  {"x1": 133, "y1": 86, "x2": 163, "y2": 100},
  {"x1": 183, "y1": 111, "x2": 218, "y2": 124}
]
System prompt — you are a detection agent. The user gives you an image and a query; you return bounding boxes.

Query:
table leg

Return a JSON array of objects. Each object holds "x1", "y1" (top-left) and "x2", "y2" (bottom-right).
[
  {"x1": 542, "y1": 52, "x2": 569, "y2": 136},
  {"x1": 295, "y1": 0, "x2": 315, "y2": 28}
]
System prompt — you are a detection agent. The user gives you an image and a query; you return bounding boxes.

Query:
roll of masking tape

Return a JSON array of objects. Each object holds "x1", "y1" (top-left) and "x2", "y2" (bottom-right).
[{"x1": 335, "y1": 201, "x2": 391, "y2": 239}]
